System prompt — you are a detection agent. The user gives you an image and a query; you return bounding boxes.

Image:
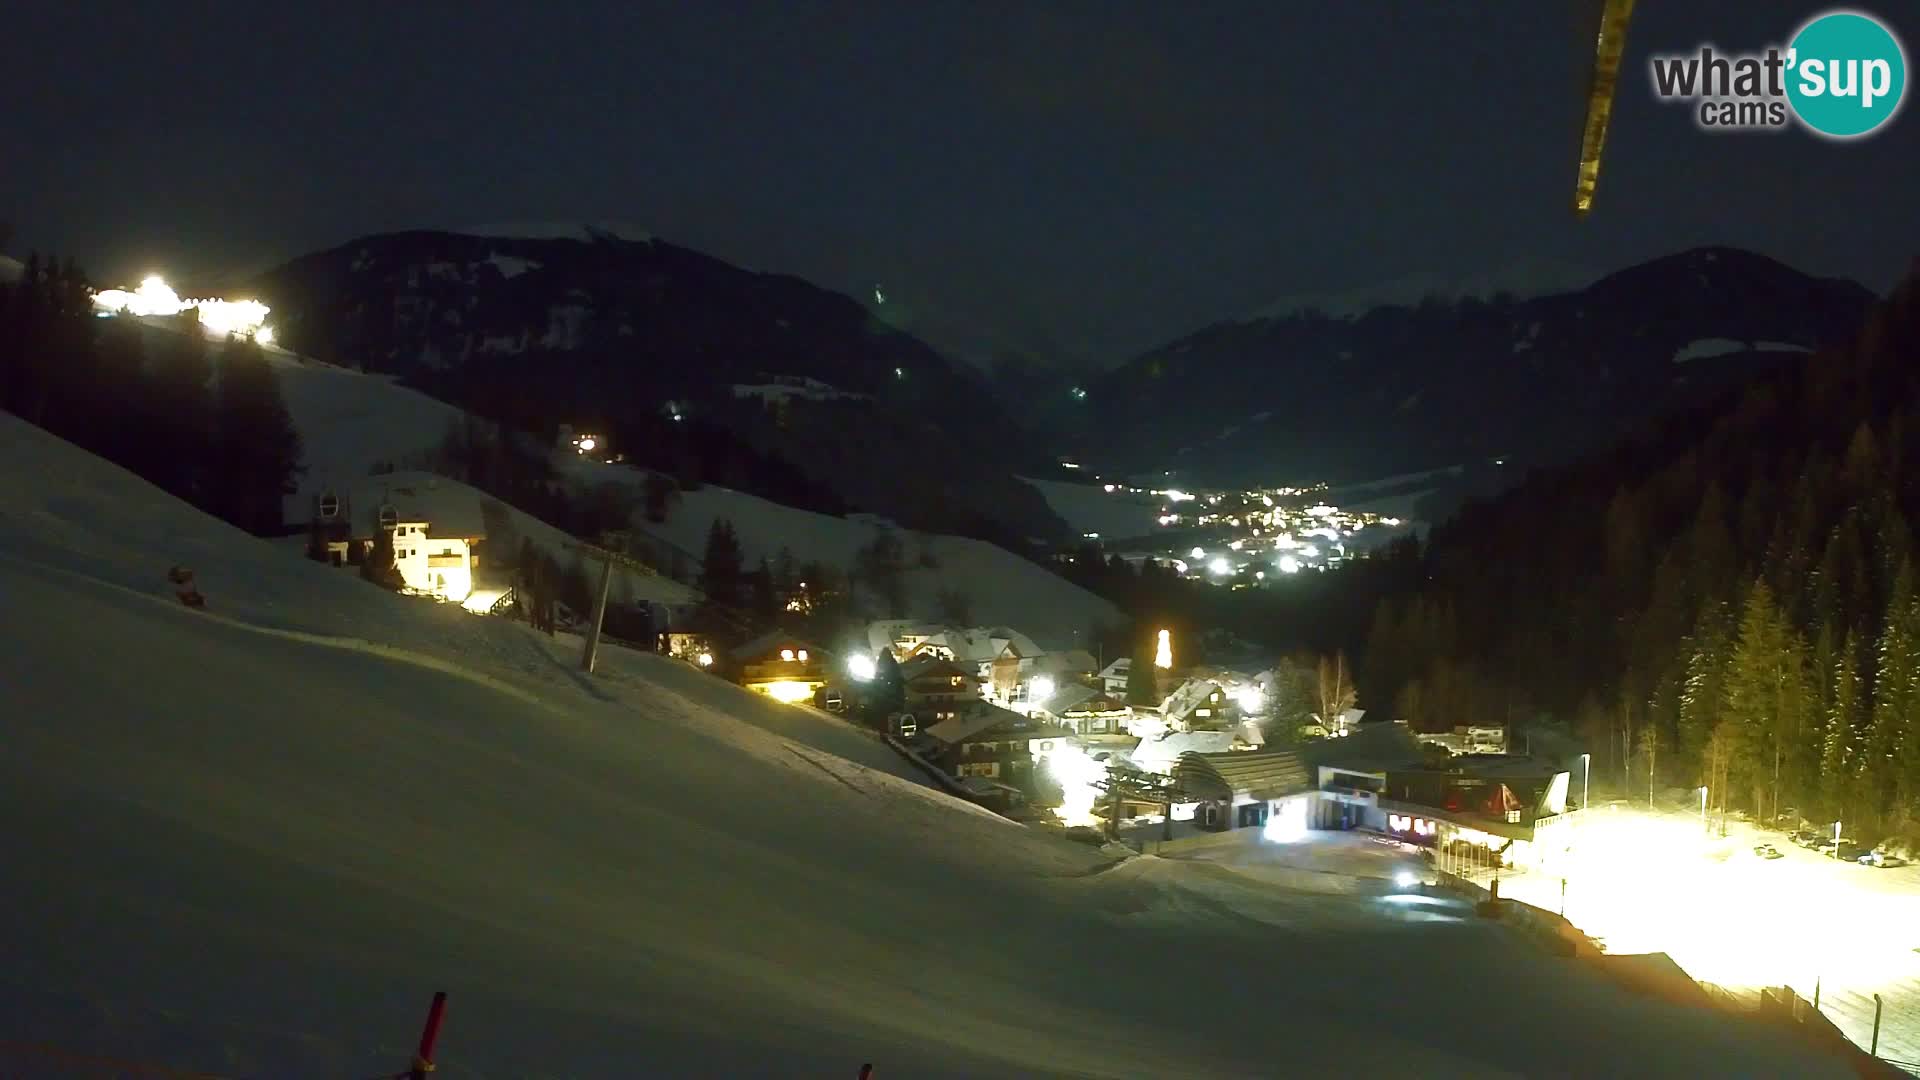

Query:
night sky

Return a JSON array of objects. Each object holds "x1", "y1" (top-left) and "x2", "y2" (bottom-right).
[{"x1": 8, "y1": 2, "x2": 1915, "y2": 367}]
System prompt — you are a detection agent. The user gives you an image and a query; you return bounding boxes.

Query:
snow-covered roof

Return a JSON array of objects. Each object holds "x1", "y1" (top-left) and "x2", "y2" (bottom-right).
[
  {"x1": 1098, "y1": 657, "x2": 1131, "y2": 679},
  {"x1": 1130, "y1": 730, "x2": 1248, "y2": 770},
  {"x1": 900, "y1": 654, "x2": 976, "y2": 683},
  {"x1": 1039, "y1": 682, "x2": 1102, "y2": 716},
  {"x1": 1159, "y1": 678, "x2": 1224, "y2": 720},
  {"x1": 734, "y1": 631, "x2": 833, "y2": 663},
  {"x1": 922, "y1": 704, "x2": 1067, "y2": 747},
  {"x1": 1037, "y1": 649, "x2": 1097, "y2": 677}
]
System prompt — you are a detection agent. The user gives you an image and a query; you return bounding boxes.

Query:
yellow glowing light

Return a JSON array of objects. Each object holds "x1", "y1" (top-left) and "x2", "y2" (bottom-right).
[
  {"x1": 1154, "y1": 629, "x2": 1172, "y2": 669},
  {"x1": 578, "y1": 437, "x2": 596, "y2": 451},
  {"x1": 780, "y1": 648, "x2": 795, "y2": 662},
  {"x1": 696, "y1": 652, "x2": 714, "y2": 667},
  {"x1": 761, "y1": 680, "x2": 817, "y2": 704}
]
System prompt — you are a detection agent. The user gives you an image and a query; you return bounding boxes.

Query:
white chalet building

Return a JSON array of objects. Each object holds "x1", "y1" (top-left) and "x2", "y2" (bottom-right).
[{"x1": 308, "y1": 472, "x2": 486, "y2": 602}]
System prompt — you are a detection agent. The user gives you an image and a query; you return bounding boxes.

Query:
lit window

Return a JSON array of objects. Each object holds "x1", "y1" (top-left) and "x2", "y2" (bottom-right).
[
  {"x1": 780, "y1": 649, "x2": 794, "y2": 661},
  {"x1": 1196, "y1": 708, "x2": 1212, "y2": 717},
  {"x1": 797, "y1": 649, "x2": 808, "y2": 662},
  {"x1": 1040, "y1": 741, "x2": 1054, "y2": 751}
]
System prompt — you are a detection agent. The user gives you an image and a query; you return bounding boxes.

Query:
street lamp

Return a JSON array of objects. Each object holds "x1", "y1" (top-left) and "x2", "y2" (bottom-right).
[
  {"x1": 1580, "y1": 753, "x2": 1591, "y2": 812},
  {"x1": 1699, "y1": 786, "x2": 1708, "y2": 832},
  {"x1": 1834, "y1": 820, "x2": 1843, "y2": 860}
]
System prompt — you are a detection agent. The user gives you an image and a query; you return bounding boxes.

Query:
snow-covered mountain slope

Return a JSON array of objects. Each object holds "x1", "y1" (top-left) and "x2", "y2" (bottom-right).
[
  {"x1": 120, "y1": 318, "x2": 695, "y2": 607},
  {"x1": 236, "y1": 328, "x2": 1104, "y2": 638},
  {"x1": 598, "y1": 464, "x2": 1121, "y2": 649},
  {"x1": 1020, "y1": 476, "x2": 1169, "y2": 543},
  {"x1": 0, "y1": 413, "x2": 1849, "y2": 1077},
  {"x1": 1245, "y1": 257, "x2": 1601, "y2": 323},
  {"x1": 0, "y1": 253, "x2": 21, "y2": 282},
  {"x1": 451, "y1": 220, "x2": 654, "y2": 242}
]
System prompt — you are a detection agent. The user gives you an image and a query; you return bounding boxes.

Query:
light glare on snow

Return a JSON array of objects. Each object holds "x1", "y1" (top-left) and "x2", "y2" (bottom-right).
[{"x1": 92, "y1": 275, "x2": 275, "y2": 342}]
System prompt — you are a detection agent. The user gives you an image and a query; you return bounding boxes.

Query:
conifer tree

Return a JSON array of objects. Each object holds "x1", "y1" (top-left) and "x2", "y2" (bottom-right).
[{"x1": 210, "y1": 335, "x2": 304, "y2": 534}]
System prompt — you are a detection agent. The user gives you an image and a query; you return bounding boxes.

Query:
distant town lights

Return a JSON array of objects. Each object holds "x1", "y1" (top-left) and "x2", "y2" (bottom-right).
[
  {"x1": 1279, "y1": 555, "x2": 1302, "y2": 574},
  {"x1": 1190, "y1": 546, "x2": 1206, "y2": 559},
  {"x1": 1208, "y1": 557, "x2": 1231, "y2": 576}
]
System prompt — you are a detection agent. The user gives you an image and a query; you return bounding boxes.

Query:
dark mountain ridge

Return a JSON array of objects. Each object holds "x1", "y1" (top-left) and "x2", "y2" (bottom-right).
[
  {"x1": 242, "y1": 227, "x2": 1066, "y2": 544},
  {"x1": 1076, "y1": 247, "x2": 1875, "y2": 489}
]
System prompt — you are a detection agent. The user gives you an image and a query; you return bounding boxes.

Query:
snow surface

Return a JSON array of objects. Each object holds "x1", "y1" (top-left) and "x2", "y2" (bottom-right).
[
  {"x1": 1020, "y1": 477, "x2": 1167, "y2": 543},
  {"x1": 1671, "y1": 338, "x2": 1750, "y2": 364},
  {"x1": 1245, "y1": 257, "x2": 1598, "y2": 323},
  {"x1": 0, "y1": 253, "x2": 21, "y2": 282},
  {"x1": 215, "y1": 318, "x2": 1106, "y2": 642},
  {"x1": 451, "y1": 221, "x2": 653, "y2": 243},
  {"x1": 0, "y1": 414, "x2": 1852, "y2": 1077},
  {"x1": 585, "y1": 464, "x2": 1123, "y2": 651}
]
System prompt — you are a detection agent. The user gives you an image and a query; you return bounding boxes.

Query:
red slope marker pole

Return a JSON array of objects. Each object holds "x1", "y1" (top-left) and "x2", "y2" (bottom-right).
[{"x1": 410, "y1": 992, "x2": 448, "y2": 1079}]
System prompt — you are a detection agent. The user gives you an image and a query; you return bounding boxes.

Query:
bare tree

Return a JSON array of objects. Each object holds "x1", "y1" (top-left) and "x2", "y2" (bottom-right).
[{"x1": 1317, "y1": 651, "x2": 1356, "y2": 727}]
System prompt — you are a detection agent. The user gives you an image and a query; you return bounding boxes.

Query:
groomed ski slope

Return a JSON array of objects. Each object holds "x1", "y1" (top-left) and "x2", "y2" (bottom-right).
[{"x1": 0, "y1": 415, "x2": 1845, "y2": 1078}]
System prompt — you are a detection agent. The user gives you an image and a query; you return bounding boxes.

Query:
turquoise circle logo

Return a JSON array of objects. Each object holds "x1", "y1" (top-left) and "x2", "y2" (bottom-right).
[{"x1": 1786, "y1": 10, "x2": 1907, "y2": 138}]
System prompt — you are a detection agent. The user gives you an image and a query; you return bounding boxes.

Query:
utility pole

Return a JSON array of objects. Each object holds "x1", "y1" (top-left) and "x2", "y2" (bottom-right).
[
  {"x1": 569, "y1": 530, "x2": 643, "y2": 676},
  {"x1": 581, "y1": 547, "x2": 615, "y2": 673}
]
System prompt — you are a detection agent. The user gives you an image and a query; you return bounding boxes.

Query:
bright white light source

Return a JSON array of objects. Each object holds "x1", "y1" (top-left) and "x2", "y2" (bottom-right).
[
  {"x1": 1255, "y1": 571, "x2": 1266, "y2": 581},
  {"x1": 1029, "y1": 675, "x2": 1055, "y2": 704},
  {"x1": 1208, "y1": 557, "x2": 1231, "y2": 576},
  {"x1": 696, "y1": 652, "x2": 714, "y2": 667},
  {"x1": 1190, "y1": 546, "x2": 1206, "y2": 559},
  {"x1": 1165, "y1": 490, "x2": 1194, "y2": 502},
  {"x1": 93, "y1": 276, "x2": 275, "y2": 343},
  {"x1": 1228, "y1": 539, "x2": 1244, "y2": 551},
  {"x1": 1061, "y1": 461, "x2": 1080, "y2": 470},
  {"x1": 1155, "y1": 629, "x2": 1172, "y2": 669},
  {"x1": 847, "y1": 653, "x2": 876, "y2": 681},
  {"x1": 1309, "y1": 504, "x2": 1337, "y2": 517},
  {"x1": 577, "y1": 437, "x2": 596, "y2": 451},
  {"x1": 1263, "y1": 798, "x2": 1308, "y2": 843},
  {"x1": 1395, "y1": 870, "x2": 1418, "y2": 888},
  {"x1": 1047, "y1": 744, "x2": 1106, "y2": 828},
  {"x1": 1279, "y1": 555, "x2": 1302, "y2": 574},
  {"x1": 1236, "y1": 685, "x2": 1264, "y2": 712},
  {"x1": 1261, "y1": 495, "x2": 1274, "y2": 507},
  {"x1": 1103, "y1": 484, "x2": 1115, "y2": 492},
  {"x1": 780, "y1": 649, "x2": 795, "y2": 662}
]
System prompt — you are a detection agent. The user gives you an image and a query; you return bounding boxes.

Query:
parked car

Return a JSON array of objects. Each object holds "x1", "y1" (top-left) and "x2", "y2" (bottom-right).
[
  {"x1": 1753, "y1": 843, "x2": 1784, "y2": 860},
  {"x1": 1790, "y1": 829, "x2": 1825, "y2": 847},
  {"x1": 1859, "y1": 849, "x2": 1909, "y2": 868},
  {"x1": 1816, "y1": 838, "x2": 1865, "y2": 859}
]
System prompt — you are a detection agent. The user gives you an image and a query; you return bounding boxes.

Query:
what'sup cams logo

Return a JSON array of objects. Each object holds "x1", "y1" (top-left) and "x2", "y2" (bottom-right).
[{"x1": 1650, "y1": 9, "x2": 1907, "y2": 138}]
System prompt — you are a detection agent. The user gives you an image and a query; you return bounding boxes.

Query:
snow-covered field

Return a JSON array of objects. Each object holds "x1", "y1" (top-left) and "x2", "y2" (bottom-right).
[
  {"x1": 1498, "y1": 803, "x2": 1920, "y2": 1067},
  {"x1": 0, "y1": 413, "x2": 1857, "y2": 1077}
]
